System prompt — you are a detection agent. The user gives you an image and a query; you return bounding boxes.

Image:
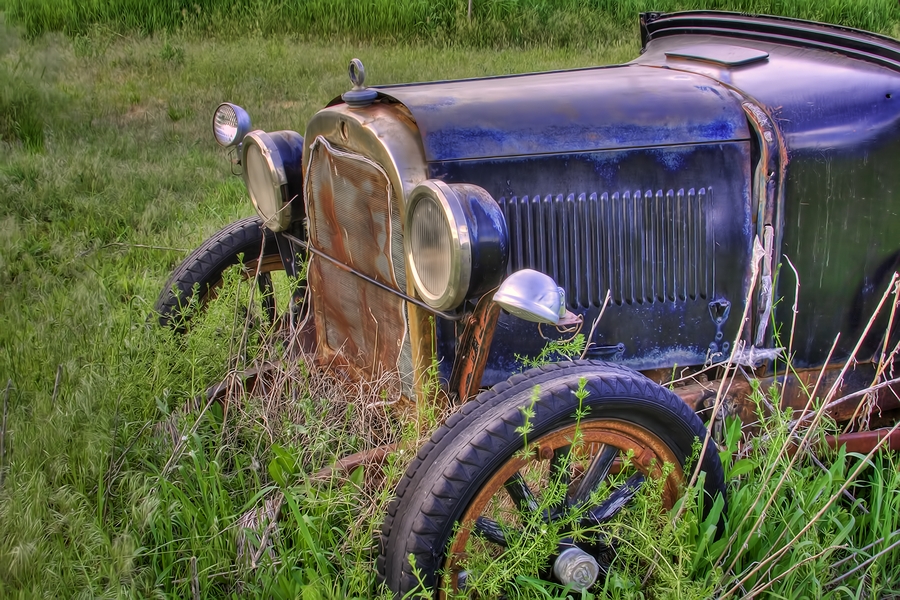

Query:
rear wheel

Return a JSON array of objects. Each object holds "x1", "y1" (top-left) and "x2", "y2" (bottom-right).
[
  {"x1": 378, "y1": 360, "x2": 725, "y2": 597},
  {"x1": 155, "y1": 216, "x2": 297, "y2": 331}
]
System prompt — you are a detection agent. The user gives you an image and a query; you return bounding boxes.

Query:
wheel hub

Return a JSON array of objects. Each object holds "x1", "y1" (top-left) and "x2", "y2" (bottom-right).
[
  {"x1": 444, "y1": 419, "x2": 684, "y2": 596},
  {"x1": 552, "y1": 547, "x2": 601, "y2": 590}
]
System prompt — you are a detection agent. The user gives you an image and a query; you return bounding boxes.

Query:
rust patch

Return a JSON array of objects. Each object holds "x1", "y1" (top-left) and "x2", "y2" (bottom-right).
[
  {"x1": 675, "y1": 364, "x2": 900, "y2": 428},
  {"x1": 308, "y1": 256, "x2": 410, "y2": 398},
  {"x1": 314, "y1": 443, "x2": 398, "y2": 479},
  {"x1": 448, "y1": 291, "x2": 502, "y2": 403},
  {"x1": 306, "y1": 139, "x2": 398, "y2": 287},
  {"x1": 825, "y1": 428, "x2": 900, "y2": 454}
]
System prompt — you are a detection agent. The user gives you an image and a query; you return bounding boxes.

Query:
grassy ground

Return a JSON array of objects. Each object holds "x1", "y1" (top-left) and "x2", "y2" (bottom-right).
[
  {"x1": 1, "y1": 5, "x2": 900, "y2": 600},
  {"x1": 2, "y1": 0, "x2": 899, "y2": 43}
]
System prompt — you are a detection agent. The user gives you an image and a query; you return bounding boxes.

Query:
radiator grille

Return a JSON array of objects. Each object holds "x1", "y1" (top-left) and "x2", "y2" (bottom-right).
[
  {"x1": 306, "y1": 137, "x2": 406, "y2": 290},
  {"x1": 499, "y1": 188, "x2": 713, "y2": 308},
  {"x1": 311, "y1": 258, "x2": 412, "y2": 392},
  {"x1": 305, "y1": 137, "x2": 413, "y2": 397}
]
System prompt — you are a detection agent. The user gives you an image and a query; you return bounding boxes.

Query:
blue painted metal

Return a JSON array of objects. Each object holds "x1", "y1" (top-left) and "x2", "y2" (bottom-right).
[
  {"x1": 373, "y1": 59, "x2": 757, "y2": 382},
  {"x1": 431, "y1": 140, "x2": 753, "y2": 386},
  {"x1": 376, "y1": 66, "x2": 750, "y2": 162},
  {"x1": 312, "y1": 10, "x2": 900, "y2": 386},
  {"x1": 636, "y1": 11, "x2": 900, "y2": 368}
]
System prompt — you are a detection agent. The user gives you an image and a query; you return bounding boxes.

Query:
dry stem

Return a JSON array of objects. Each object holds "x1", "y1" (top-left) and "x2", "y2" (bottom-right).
[{"x1": 0, "y1": 380, "x2": 9, "y2": 490}]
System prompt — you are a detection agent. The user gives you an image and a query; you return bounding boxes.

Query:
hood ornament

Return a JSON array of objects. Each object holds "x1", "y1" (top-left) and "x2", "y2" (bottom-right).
[{"x1": 342, "y1": 58, "x2": 378, "y2": 108}]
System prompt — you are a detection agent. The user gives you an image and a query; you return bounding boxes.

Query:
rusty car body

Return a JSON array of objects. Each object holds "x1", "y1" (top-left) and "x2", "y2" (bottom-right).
[{"x1": 157, "y1": 10, "x2": 900, "y2": 596}]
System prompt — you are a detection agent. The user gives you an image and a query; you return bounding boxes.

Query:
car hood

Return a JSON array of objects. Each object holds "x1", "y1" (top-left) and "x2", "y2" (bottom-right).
[{"x1": 372, "y1": 64, "x2": 750, "y2": 162}]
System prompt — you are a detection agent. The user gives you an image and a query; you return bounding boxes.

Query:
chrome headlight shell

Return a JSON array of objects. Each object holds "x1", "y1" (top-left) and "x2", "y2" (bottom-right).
[
  {"x1": 241, "y1": 130, "x2": 304, "y2": 232},
  {"x1": 405, "y1": 180, "x2": 508, "y2": 311},
  {"x1": 212, "y1": 102, "x2": 251, "y2": 147}
]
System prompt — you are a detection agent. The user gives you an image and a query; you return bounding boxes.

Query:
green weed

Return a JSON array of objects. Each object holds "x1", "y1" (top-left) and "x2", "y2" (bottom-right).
[{"x1": 517, "y1": 334, "x2": 587, "y2": 370}]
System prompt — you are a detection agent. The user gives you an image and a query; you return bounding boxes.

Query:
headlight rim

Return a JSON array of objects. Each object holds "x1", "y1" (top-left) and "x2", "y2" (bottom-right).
[
  {"x1": 405, "y1": 179, "x2": 473, "y2": 311},
  {"x1": 241, "y1": 129, "x2": 291, "y2": 232}
]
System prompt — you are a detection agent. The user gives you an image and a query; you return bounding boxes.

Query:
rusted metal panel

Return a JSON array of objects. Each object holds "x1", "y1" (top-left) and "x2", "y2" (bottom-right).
[
  {"x1": 308, "y1": 255, "x2": 409, "y2": 396},
  {"x1": 448, "y1": 292, "x2": 501, "y2": 404},
  {"x1": 306, "y1": 138, "x2": 398, "y2": 288},
  {"x1": 675, "y1": 364, "x2": 900, "y2": 427}
]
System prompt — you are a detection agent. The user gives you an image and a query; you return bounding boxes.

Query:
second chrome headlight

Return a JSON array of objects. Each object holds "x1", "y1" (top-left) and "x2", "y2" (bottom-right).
[
  {"x1": 405, "y1": 180, "x2": 508, "y2": 311},
  {"x1": 241, "y1": 130, "x2": 304, "y2": 232}
]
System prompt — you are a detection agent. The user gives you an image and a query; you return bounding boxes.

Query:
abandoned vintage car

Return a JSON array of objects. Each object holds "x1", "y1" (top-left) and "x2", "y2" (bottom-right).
[{"x1": 156, "y1": 10, "x2": 900, "y2": 596}]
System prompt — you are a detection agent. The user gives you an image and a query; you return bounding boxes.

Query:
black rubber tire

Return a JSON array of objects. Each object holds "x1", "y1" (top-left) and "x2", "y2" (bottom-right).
[
  {"x1": 377, "y1": 360, "x2": 726, "y2": 597},
  {"x1": 155, "y1": 216, "x2": 281, "y2": 330}
]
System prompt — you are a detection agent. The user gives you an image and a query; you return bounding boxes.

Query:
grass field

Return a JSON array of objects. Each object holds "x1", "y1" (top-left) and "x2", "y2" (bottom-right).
[
  {"x1": 1, "y1": 2, "x2": 900, "y2": 598},
  {"x1": 3, "y1": 0, "x2": 900, "y2": 43}
]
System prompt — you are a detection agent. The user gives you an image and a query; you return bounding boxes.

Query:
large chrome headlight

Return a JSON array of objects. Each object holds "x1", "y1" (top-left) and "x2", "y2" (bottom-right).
[
  {"x1": 405, "y1": 180, "x2": 508, "y2": 310},
  {"x1": 241, "y1": 130, "x2": 304, "y2": 232}
]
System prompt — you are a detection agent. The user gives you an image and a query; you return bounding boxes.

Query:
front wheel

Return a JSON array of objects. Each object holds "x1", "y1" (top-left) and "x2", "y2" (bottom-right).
[
  {"x1": 378, "y1": 360, "x2": 726, "y2": 597},
  {"x1": 155, "y1": 216, "x2": 298, "y2": 331}
]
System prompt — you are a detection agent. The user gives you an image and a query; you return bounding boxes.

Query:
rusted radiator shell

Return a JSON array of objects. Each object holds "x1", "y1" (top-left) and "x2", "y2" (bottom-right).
[{"x1": 301, "y1": 103, "x2": 433, "y2": 401}]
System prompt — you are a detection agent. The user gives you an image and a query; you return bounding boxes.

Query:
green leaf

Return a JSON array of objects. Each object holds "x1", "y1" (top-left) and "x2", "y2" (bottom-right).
[
  {"x1": 301, "y1": 583, "x2": 324, "y2": 600},
  {"x1": 729, "y1": 458, "x2": 756, "y2": 479},
  {"x1": 268, "y1": 443, "x2": 300, "y2": 488},
  {"x1": 268, "y1": 459, "x2": 286, "y2": 488},
  {"x1": 349, "y1": 465, "x2": 365, "y2": 487}
]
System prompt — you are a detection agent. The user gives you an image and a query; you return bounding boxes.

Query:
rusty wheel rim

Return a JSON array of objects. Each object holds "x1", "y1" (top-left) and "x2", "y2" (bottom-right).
[
  {"x1": 202, "y1": 253, "x2": 288, "y2": 324},
  {"x1": 441, "y1": 419, "x2": 684, "y2": 595}
]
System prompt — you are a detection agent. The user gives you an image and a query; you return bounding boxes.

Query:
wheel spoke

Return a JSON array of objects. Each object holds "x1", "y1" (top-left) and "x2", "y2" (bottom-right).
[
  {"x1": 257, "y1": 272, "x2": 276, "y2": 323},
  {"x1": 572, "y1": 444, "x2": 618, "y2": 505},
  {"x1": 548, "y1": 445, "x2": 571, "y2": 513},
  {"x1": 504, "y1": 471, "x2": 539, "y2": 513},
  {"x1": 584, "y1": 473, "x2": 645, "y2": 525},
  {"x1": 474, "y1": 516, "x2": 514, "y2": 547}
]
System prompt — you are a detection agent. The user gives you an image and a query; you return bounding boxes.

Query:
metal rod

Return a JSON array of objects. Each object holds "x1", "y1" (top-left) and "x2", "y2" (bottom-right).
[{"x1": 281, "y1": 231, "x2": 465, "y2": 321}]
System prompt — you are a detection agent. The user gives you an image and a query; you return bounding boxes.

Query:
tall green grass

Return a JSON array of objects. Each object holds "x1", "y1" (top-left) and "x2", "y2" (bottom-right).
[{"x1": 2, "y1": 0, "x2": 899, "y2": 43}]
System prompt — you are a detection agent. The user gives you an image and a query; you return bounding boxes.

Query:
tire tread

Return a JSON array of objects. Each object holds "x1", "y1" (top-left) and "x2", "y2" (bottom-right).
[{"x1": 154, "y1": 216, "x2": 277, "y2": 329}]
